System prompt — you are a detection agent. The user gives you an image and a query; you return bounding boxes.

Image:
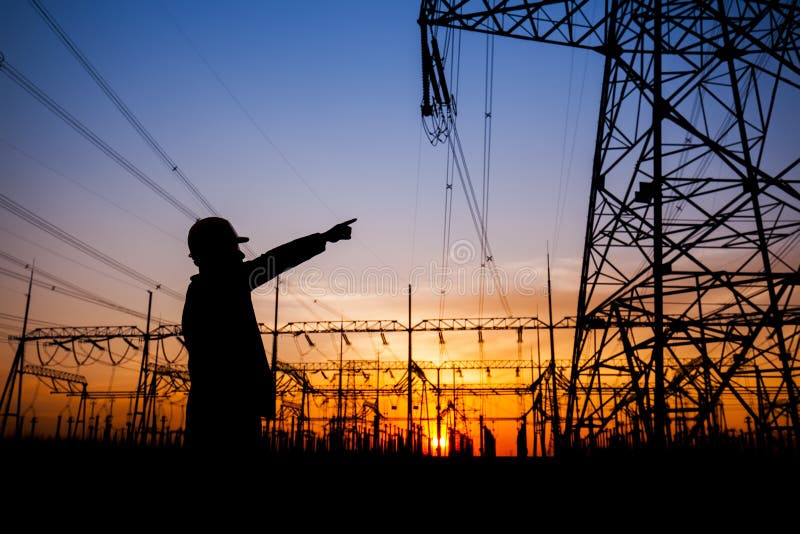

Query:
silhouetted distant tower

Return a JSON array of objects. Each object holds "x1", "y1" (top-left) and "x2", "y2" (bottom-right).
[{"x1": 419, "y1": 0, "x2": 800, "y2": 450}]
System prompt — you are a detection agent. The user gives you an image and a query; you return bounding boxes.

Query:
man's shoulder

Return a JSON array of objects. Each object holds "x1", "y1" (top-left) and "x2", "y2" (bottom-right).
[
  {"x1": 184, "y1": 274, "x2": 206, "y2": 301},
  {"x1": 185, "y1": 273, "x2": 200, "y2": 291}
]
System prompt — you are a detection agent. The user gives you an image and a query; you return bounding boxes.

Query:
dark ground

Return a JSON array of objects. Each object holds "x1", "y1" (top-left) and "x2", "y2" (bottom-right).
[{"x1": 2, "y1": 438, "x2": 797, "y2": 528}]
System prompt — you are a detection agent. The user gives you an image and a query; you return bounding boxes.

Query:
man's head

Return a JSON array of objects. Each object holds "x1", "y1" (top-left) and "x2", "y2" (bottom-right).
[{"x1": 188, "y1": 217, "x2": 248, "y2": 267}]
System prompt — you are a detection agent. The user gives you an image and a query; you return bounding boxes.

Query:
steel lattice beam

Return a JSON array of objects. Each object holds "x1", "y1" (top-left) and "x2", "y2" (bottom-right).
[
  {"x1": 14, "y1": 325, "x2": 144, "y2": 341},
  {"x1": 9, "y1": 316, "x2": 568, "y2": 341},
  {"x1": 419, "y1": 0, "x2": 800, "y2": 450},
  {"x1": 21, "y1": 364, "x2": 86, "y2": 384}
]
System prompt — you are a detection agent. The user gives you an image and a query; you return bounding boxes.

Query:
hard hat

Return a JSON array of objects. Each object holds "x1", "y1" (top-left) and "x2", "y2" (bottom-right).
[{"x1": 187, "y1": 217, "x2": 249, "y2": 259}]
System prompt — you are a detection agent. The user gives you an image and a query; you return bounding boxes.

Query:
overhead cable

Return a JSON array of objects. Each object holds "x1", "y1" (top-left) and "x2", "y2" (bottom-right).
[{"x1": 0, "y1": 193, "x2": 184, "y2": 301}]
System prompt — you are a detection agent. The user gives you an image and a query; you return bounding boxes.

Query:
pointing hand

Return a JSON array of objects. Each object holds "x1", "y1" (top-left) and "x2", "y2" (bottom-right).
[{"x1": 324, "y1": 218, "x2": 357, "y2": 243}]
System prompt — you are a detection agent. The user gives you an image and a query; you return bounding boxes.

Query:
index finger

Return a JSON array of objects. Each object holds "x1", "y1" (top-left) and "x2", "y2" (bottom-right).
[{"x1": 342, "y1": 218, "x2": 358, "y2": 225}]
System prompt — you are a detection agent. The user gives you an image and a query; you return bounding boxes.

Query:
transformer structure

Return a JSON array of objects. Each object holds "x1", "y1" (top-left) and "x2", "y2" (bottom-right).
[
  {"x1": 419, "y1": 0, "x2": 800, "y2": 451},
  {"x1": 1, "y1": 317, "x2": 576, "y2": 456}
]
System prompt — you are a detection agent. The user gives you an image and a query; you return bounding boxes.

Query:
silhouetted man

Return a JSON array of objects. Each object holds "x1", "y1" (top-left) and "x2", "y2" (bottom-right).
[{"x1": 181, "y1": 216, "x2": 355, "y2": 452}]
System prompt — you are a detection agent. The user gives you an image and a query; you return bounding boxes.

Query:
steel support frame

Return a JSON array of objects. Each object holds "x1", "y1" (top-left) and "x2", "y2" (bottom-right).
[{"x1": 418, "y1": 0, "x2": 800, "y2": 450}]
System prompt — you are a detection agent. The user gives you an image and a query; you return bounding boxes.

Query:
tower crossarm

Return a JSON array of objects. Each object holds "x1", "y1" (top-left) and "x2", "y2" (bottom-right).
[{"x1": 420, "y1": 0, "x2": 607, "y2": 50}]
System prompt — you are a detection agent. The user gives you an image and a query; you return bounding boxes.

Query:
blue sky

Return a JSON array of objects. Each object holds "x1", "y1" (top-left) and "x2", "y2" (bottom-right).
[{"x1": 1, "y1": 0, "x2": 601, "y2": 336}]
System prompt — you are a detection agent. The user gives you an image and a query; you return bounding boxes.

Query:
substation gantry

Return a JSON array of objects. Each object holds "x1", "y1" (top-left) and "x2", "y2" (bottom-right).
[{"x1": 1, "y1": 316, "x2": 575, "y2": 453}]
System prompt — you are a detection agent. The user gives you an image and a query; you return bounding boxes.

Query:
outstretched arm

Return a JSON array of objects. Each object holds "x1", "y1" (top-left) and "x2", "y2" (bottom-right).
[{"x1": 246, "y1": 218, "x2": 356, "y2": 288}]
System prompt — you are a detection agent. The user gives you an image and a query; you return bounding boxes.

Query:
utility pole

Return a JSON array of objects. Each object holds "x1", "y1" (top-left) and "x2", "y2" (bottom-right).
[
  {"x1": 132, "y1": 290, "x2": 152, "y2": 446},
  {"x1": 374, "y1": 348, "x2": 381, "y2": 452},
  {"x1": 271, "y1": 274, "x2": 280, "y2": 439},
  {"x1": 436, "y1": 367, "x2": 441, "y2": 457},
  {"x1": 407, "y1": 283, "x2": 413, "y2": 453},
  {"x1": 0, "y1": 262, "x2": 34, "y2": 438},
  {"x1": 530, "y1": 335, "x2": 537, "y2": 457},
  {"x1": 146, "y1": 311, "x2": 160, "y2": 445},
  {"x1": 547, "y1": 248, "x2": 560, "y2": 454},
  {"x1": 337, "y1": 317, "x2": 344, "y2": 446}
]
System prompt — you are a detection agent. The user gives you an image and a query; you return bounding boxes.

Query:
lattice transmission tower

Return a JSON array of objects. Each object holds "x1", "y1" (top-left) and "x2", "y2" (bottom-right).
[{"x1": 419, "y1": 0, "x2": 800, "y2": 451}]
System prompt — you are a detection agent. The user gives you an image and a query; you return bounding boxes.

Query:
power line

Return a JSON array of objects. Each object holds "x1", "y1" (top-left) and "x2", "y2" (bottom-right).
[
  {"x1": 0, "y1": 265, "x2": 148, "y2": 321},
  {"x1": 448, "y1": 123, "x2": 513, "y2": 317},
  {"x1": 30, "y1": 0, "x2": 215, "y2": 215},
  {"x1": 552, "y1": 48, "x2": 590, "y2": 258},
  {"x1": 160, "y1": 6, "x2": 385, "y2": 265},
  {"x1": 0, "y1": 249, "x2": 151, "y2": 320},
  {"x1": 438, "y1": 30, "x2": 460, "y2": 320},
  {"x1": 162, "y1": 4, "x2": 338, "y2": 219},
  {"x1": 0, "y1": 225, "x2": 153, "y2": 293},
  {"x1": 0, "y1": 138, "x2": 185, "y2": 244},
  {"x1": 0, "y1": 311, "x2": 63, "y2": 328},
  {"x1": 479, "y1": 33, "x2": 494, "y2": 320},
  {"x1": 0, "y1": 193, "x2": 184, "y2": 301},
  {"x1": 27, "y1": 0, "x2": 257, "y2": 259},
  {"x1": 0, "y1": 56, "x2": 201, "y2": 221}
]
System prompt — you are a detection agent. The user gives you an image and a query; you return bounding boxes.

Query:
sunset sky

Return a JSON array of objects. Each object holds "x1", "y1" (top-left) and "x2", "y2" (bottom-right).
[{"x1": 1, "y1": 0, "x2": 609, "y2": 454}]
